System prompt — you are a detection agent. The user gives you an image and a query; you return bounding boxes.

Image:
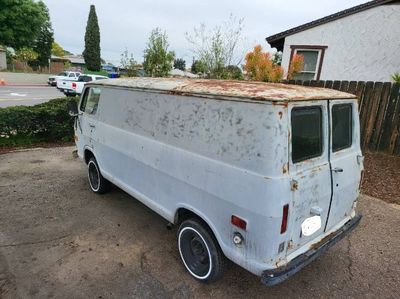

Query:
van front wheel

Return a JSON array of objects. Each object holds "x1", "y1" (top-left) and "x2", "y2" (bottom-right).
[
  {"x1": 178, "y1": 219, "x2": 225, "y2": 283},
  {"x1": 87, "y1": 157, "x2": 110, "y2": 194}
]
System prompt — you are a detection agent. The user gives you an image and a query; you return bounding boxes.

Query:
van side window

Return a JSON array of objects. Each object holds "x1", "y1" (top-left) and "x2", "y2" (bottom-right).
[
  {"x1": 80, "y1": 87, "x2": 102, "y2": 115},
  {"x1": 291, "y1": 106, "x2": 323, "y2": 163},
  {"x1": 332, "y1": 104, "x2": 352, "y2": 152}
]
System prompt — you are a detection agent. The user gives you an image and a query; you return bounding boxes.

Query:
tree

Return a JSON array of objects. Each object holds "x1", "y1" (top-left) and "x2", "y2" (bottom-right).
[
  {"x1": 272, "y1": 52, "x2": 282, "y2": 66},
  {"x1": 191, "y1": 60, "x2": 206, "y2": 74},
  {"x1": 120, "y1": 48, "x2": 137, "y2": 77},
  {"x1": 244, "y1": 45, "x2": 284, "y2": 83},
  {"x1": 143, "y1": 28, "x2": 175, "y2": 77},
  {"x1": 52, "y1": 42, "x2": 73, "y2": 57},
  {"x1": 52, "y1": 42, "x2": 65, "y2": 57},
  {"x1": 83, "y1": 5, "x2": 101, "y2": 71},
  {"x1": 174, "y1": 58, "x2": 186, "y2": 71},
  {"x1": 186, "y1": 15, "x2": 244, "y2": 79},
  {"x1": 31, "y1": 1, "x2": 53, "y2": 68},
  {"x1": 0, "y1": 0, "x2": 47, "y2": 49},
  {"x1": 16, "y1": 47, "x2": 38, "y2": 71}
]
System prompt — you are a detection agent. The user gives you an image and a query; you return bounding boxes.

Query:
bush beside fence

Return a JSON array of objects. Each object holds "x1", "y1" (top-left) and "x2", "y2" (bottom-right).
[
  {"x1": 283, "y1": 80, "x2": 400, "y2": 156},
  {"x1": 0, "y1": 97, "x2": 77, "y2": 147}
]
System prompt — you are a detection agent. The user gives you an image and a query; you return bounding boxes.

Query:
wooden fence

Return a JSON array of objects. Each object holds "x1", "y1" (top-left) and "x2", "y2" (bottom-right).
[{"x1": 283, "y1": 80, "x2": 400, "y2": 156}]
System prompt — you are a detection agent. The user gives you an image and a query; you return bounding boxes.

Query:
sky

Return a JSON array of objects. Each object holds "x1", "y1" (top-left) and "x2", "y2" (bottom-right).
[{"x1": 42, "y1": 0, "x2": 368, "y2": 66}]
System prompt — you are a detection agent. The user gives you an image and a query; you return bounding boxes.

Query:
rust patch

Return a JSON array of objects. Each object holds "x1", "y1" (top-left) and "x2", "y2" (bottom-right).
[
  {"x1": 291, "y1": 179, "x2": 298, "y2": 191},
  {"x1": 93, "y1": 77, "x2": 357, "y2": 102},
  {"x1": 282, "y1": 163, "x2": 288, "y2": 174},
  {"x1": 278, "y1": 111, "x2": 283, "y2": 119},
  {"x1": 287, "y1": 240, "x2": 294, "y2": 250},
  {"x1": 309, "y1": 231, "x2": 337, "y2": 250}
]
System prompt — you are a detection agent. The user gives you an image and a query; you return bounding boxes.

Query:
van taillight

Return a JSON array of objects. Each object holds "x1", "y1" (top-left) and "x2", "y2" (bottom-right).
[
  {"x1": 72, "y1": 82, "x2": 76, "y2": 89},
  {"x1": 280, "y1": 204, "x2": 289, "y2": 234},
  {"x1": 231, "y1": 215, "x2": 247, "y2": 230}
]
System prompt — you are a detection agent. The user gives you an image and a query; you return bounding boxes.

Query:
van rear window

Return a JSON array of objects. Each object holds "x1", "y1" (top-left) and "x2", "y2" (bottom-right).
[
  {"x1": 291, "y1": 106, "x2": 323, "y2": 163},
  {"x1": 332, "y1": 104, "x2": 352, "y2": 152}
]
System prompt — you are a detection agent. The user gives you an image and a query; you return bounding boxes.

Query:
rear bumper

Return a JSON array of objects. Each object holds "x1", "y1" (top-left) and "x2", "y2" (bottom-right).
[
  {"x1": 261, "y1": 214, "x2": 362, "y2": 286},
  {"x1": 63, "y1": 89, "x2": 77, "y2": 95}
]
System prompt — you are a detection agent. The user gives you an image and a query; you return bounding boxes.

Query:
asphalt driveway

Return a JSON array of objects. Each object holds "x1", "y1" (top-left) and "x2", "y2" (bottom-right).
[{"x1": 0, "y1": 147, "x2": 399, "y2": 298}]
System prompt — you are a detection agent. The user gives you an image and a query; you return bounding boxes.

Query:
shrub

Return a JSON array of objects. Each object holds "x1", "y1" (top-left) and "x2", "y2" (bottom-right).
[
  {"x1": 244, "y1": 45, "x2": 284, "y2": 82},
  {"x1": 0, "y1": 97, "x2": 77, "y2": 147},
  {"x1": 224, "y1": 65, "x2": 243, "y2": 80},
  {"x1": 287, "y1": 54, "x2": 304, "y2": 80},
  {"x1": 191, "y1": 60, "x2": 206, "y2": 74},
  {"x1": 392, "y1": 72, "x2": 400, "y2": 84}
]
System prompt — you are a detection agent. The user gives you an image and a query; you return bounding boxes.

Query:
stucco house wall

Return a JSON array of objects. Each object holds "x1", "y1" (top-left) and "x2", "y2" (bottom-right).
[{"x1": 280, "y1": 4, "x2": 400, "y2": 82}]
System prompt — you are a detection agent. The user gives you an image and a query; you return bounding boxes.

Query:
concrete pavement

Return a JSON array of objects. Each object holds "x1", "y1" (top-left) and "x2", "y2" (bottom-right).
[{"x1": 0, "y1": 147, "x2": 399, "y2": 298}]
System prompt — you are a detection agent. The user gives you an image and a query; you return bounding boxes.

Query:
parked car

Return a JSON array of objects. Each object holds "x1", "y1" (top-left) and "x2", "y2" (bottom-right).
[
  {"x1": 59, "y1": 74, "x2": 108, "y2": 96},
  {"x1": 48, "y1": 71, "x2": 81, "y2": 87},
  {"x1": 67, "y1": 78, "x2": 363, "y2": 285}
]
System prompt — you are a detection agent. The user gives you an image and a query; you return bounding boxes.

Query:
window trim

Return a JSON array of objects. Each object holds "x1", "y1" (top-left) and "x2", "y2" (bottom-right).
[
  {"x1": 79, "y1": 88, "x2": 90, "y2": 112},
  {"x1": 289, "y1": 45, "x2": 327, "y2": 80},
  {"x1": 332, "y1": 103, "x2": 353, "y2": 152}
]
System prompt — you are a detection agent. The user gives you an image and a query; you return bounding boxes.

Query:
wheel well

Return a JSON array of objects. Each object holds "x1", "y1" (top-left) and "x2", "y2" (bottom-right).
[
  {"x1": 175, "y1": 208, "x2": 224, "y2": 254},
  {"x1": 175, "y1": 208, "x2": 215, "y2": 232},
  {"x1": 84, "y1": 149, "x2": 94, "y2": 164}
]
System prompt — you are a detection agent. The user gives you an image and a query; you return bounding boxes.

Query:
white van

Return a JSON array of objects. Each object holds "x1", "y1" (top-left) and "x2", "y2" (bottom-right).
[{"x1": 68, "y1": 78, "x2": 363, "y2": 285}]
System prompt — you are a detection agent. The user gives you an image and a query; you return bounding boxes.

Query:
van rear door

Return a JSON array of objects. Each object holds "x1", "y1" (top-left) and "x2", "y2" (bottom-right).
[
  {"x1": 286, "y1": 101, "x2": 332, "y2": 254},
  {"x1": 325, "y1": 99, "x2": 362, "y2": 230}
]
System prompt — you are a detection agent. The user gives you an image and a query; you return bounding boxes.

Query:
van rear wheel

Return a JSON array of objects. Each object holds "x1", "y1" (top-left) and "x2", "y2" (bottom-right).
[
  {"x1": 178, "y1": 219, "x2": 225, "y2": 283},
  {"x1": 87, "y1": 157, "x2": 110, "y2": 194}
]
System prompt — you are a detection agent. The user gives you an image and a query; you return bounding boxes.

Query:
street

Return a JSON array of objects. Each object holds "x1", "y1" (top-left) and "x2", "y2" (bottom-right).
[
  {"x1": 0, "y1": 86, "x2": 64, "y2": 108},
  {"x1": 0, "y1": 147, "x2": 399, "y2": 299}
]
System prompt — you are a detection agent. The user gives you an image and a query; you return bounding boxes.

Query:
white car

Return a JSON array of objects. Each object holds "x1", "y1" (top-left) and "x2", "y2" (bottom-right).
[
  {"x1": 60, "y1": 74, "x2": 108, "y2": 96},
  {"x1": 48, "y1": 71, "x2": 81, "y2": 87},
  {"x1": 68, "y1": 78, "x2": 362, "y2": 285}
]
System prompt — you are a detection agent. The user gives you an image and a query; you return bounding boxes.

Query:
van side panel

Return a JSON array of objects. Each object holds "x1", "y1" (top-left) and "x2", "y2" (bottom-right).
[{"x1": 93, "y1": 88, "x2": 291, "y2": 274}]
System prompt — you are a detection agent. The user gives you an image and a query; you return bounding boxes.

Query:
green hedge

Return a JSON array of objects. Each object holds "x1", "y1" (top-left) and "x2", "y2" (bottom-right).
[{"x1": 0, "y1": 97, "x2": 78, "y2": 147}]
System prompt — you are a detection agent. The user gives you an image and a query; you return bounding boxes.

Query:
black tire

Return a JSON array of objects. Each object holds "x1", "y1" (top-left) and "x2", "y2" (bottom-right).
[
  {"x1": 178, "y1": 218, "x2": 225, "y2": 283},
  {"x1": 87, "y1": 157, "x2": 110, "y2": 194}
]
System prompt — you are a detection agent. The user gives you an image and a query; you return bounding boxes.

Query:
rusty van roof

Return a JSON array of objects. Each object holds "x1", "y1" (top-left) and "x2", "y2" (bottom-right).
[{"x1": 91, "y1": 77, "x2": 356, "y2": 102}]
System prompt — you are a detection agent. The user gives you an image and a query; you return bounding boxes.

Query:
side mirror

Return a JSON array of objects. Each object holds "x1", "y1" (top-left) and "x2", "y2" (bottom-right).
[{"x1": 67, "y1": 100, "x2": 79, "y2": 117}]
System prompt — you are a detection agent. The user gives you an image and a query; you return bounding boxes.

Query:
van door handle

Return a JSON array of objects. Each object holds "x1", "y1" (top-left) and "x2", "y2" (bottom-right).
[
  {"x1": 332, "y1": 167, "x2": 343, "y2": 173},
  {"x1": 89, "y1": 124, "x2": 96, "y2": 128}
]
